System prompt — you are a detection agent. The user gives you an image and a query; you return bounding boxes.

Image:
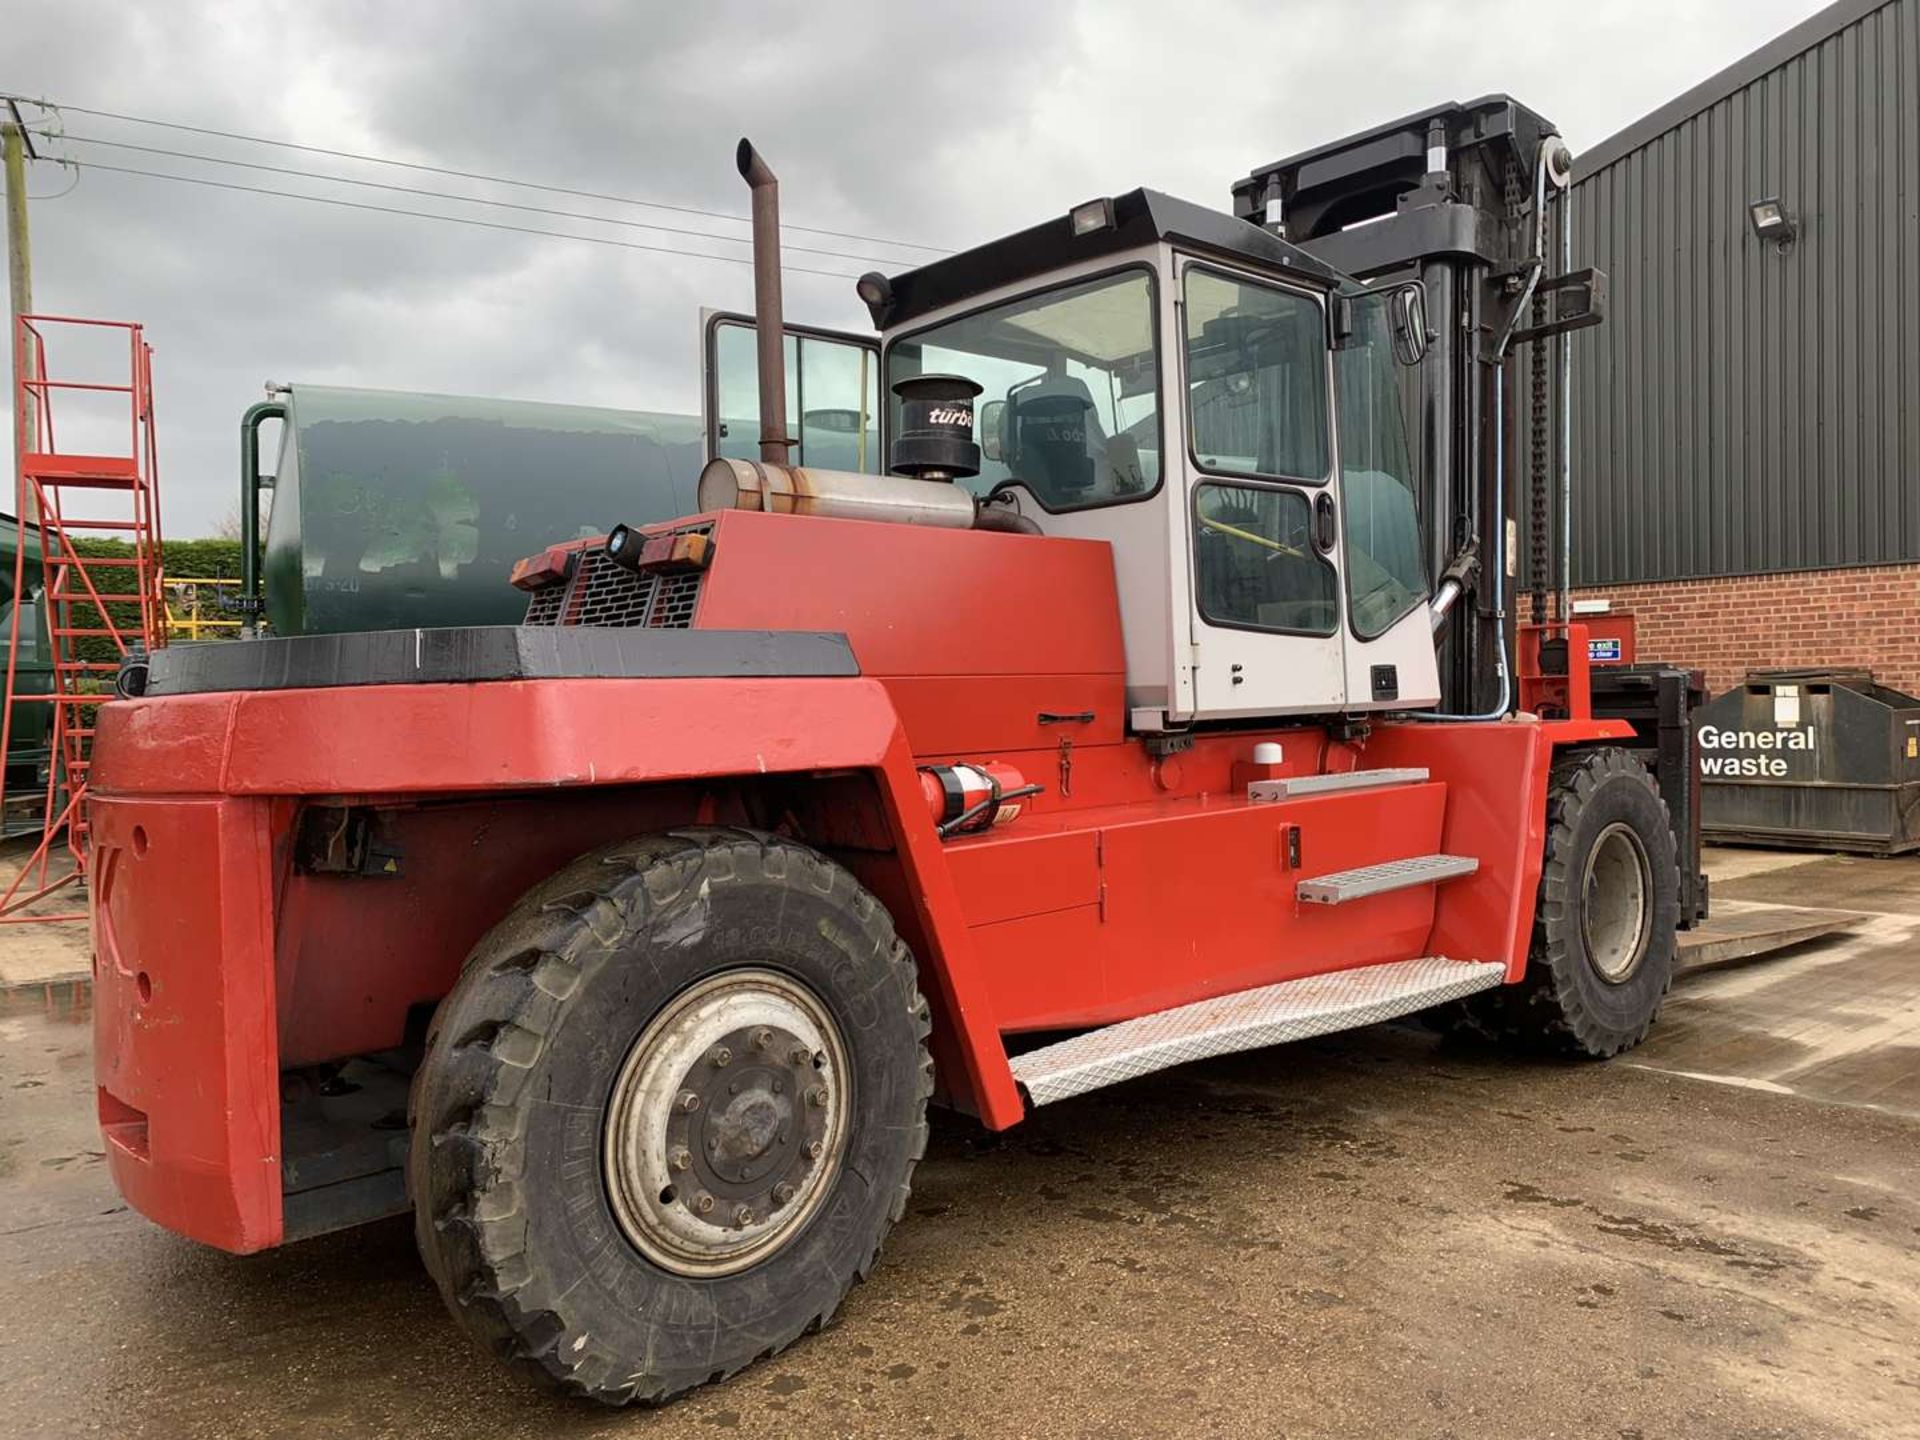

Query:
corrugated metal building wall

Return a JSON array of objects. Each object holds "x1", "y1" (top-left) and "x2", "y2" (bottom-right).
[{"x1": 1568, "y1": 0, "x2": 1920, "y2": 588}]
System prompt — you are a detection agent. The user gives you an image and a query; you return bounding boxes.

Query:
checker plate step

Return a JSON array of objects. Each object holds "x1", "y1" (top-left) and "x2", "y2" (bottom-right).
[
  {"x1": 1008, "y1": 957, "x2": 1508, "y2": 1107},
  {"x1": 1296, "y1": 853, "x2": 1478, "y2": 905},
  {"x1": 1248, "y1": 766, "x2": 1428, "y2": 801}
]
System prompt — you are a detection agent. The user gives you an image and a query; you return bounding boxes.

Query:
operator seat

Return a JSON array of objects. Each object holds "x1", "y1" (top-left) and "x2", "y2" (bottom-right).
[{"x1": 1002, "y1": 374, "x2": 1145, "y2": 506}]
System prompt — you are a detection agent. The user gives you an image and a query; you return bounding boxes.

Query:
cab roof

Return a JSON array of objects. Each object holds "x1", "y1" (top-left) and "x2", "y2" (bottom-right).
[{"x1": 878, "y1": 188, "x2": 1348, "y2": 332}]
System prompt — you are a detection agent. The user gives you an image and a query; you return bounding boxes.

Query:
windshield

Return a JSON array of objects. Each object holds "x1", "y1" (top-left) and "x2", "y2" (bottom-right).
[{"x1": 885, "y1": 269, "x2": 1161, "y2": 511}]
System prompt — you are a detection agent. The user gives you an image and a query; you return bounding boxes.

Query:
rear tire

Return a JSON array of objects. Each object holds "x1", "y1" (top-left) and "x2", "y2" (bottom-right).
[
  {"x1": 1446, "y1": 747, "x2": 1678, "y2": 1057},
  {"x1": 408, "y1": 828, "x2": 932, "y2": 1405}
]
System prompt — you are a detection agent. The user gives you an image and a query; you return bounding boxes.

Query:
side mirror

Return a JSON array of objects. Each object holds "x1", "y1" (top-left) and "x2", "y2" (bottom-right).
[
  {"x1": 979, "y1": 399, "x2": 1006, "y2": 462},
  {"x1": 1390, "y1": 282, "x2": 1429, "y2": 366}
]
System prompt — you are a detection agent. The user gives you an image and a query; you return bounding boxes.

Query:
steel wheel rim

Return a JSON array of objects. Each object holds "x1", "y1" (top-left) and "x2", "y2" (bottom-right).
[
  {"x1": 1583, "y1": 822, "x2": 1652, "y2": 983},
  {"x1": 603, "y1": 967, "x2": 850, "y2": 1277}
]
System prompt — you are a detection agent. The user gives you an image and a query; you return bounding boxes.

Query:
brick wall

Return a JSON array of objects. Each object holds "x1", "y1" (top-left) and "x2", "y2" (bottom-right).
[{"x1": 1549, "y1": 562, "x2": 1920, "y2": 698}]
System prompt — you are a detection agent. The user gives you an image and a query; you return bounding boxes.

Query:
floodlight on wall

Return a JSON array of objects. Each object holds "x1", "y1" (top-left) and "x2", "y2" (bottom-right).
[{"x1": 1748, "y1": 197, "x2": 1797, "y2": 250}]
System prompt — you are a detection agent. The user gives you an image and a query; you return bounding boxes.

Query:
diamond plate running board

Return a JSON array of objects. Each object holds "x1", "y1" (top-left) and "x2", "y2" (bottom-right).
[{"x1": 1008, "y1": 958, "x2": 1508, "y2": 1107}]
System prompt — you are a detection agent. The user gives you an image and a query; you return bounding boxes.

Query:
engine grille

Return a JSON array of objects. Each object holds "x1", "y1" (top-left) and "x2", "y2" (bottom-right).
[
  {"x1": 521, "y1": 523, "x2": 712, "y2": 629},
  {"x1": 521, "y1": 583, "x2": 567, "y2": 626}
]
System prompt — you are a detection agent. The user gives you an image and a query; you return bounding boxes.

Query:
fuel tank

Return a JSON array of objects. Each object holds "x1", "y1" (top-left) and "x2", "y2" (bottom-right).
[{"x1": 261, "y1": 384, "x2": 705, "y2": 635}]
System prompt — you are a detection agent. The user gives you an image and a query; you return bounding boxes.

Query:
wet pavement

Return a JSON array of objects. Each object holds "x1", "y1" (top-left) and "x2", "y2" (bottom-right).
[
  {"x1": 1, "y1": 852, "x2": 1916, "y2": 1439},
  {"x1": 1636, "y1": 854, "x2": 1920, "y2": 1119},
  {"x1": 0, "y1": 845, "x2": 89, "y2": 988}
]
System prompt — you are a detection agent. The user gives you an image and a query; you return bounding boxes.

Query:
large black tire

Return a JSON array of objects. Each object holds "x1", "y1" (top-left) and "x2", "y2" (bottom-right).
[
  {"x1": 408, "y1": 828, "x2": 932, "y2": 1406},
  {"x1": 1447, "y1": 747, "x2": 1678, "y2": 1057}
]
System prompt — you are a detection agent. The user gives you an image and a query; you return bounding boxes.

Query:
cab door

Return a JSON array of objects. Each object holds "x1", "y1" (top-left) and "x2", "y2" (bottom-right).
[
  {"x1": 1174, "y1": 260, "x2": 1347, "y2": 720},
  {"x1": 1334, "y1": 287, "x2": 1442, "y2": 710},
  {"x1": 700, "y1": 311, "x2": 882, "y2": 472}
]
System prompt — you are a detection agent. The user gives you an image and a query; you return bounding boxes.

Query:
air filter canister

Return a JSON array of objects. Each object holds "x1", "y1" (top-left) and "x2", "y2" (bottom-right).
[{"x1": 891, "y1": 373, "x2": 983, "y2": 481}]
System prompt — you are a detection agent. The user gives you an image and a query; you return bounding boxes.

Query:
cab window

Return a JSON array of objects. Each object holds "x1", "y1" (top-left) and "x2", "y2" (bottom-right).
[
  {"x1": 0, "y1": 580, "x2": 41, "y2": 663},
  {"x1": 1193, "y1": 481, "x2": 1338, "y2": 635},
  {"x1": 1183, "y1": 268, "x2": 1330, "y2": 483},
  {"x1": 1337, "y1": 290, "x2": 1429, "y2": 639},
  {"x1": 885, "y1": 269, "x2": 1160, "y2": 511},
  {"x1": 711, "y1": 322, "x2": 881, "y2": 472}
]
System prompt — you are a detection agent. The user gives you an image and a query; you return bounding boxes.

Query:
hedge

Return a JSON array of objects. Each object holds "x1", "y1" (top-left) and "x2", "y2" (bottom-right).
[{"x1": 60, "y1": 538, "x2": 255, "y2": 663}]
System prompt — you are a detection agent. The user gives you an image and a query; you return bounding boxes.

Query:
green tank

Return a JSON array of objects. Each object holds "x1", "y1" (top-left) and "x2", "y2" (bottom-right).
[{"x1": 258, "y1": 385, "x2": 705, "y2": 635}]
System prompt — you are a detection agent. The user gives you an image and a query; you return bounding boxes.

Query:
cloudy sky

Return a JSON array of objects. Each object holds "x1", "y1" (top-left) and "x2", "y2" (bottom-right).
[{"x1": 9, "y1": 0, "x2": 1826, "y2": 535}]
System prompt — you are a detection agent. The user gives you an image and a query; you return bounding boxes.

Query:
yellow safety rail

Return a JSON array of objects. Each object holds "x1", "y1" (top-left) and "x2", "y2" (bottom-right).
[{"x1": 166, "y1": 577, "x2": 244, "y2": 641}]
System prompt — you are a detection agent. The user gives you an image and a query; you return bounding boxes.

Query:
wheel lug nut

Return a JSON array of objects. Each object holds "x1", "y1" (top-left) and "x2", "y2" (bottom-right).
[
  {"x1": 670, "y1": 1148, "x2": 692, "y2": 1172},
  {"x1": 806, "y1": 1140, "x2": 825, "y2": 1161},
  {"x1": 754, "y1": 1028, "x2": 775, "y2": 1050},
  {"x1": 694, "y1": 1192, "x2": 715, "y2": 1215},
  {"x1": 790, "y1": 1046, "x2": 811, "y2": 1066},
  {"x1": 807, "y1": 1087, "x2": 828, "y2": 1108},
  {"x1": 677, "y1": 1091, "x2": 701, "y2": 1113},
  {"x1": 733, "y1": 1205, "x2": 754, "y2": 1227},
  {"x1": 773, "y1": 1183, "x2": 796, "y2": 1206},
  {"x1": 711, "y1": 1046, "x2": 732, "y2": 1068}
]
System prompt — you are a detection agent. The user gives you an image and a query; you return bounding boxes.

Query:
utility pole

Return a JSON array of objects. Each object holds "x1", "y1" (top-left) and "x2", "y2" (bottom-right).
[
  {"x1": 0, "y1": 113, "x2": 31, "y2": 842},
  {"x1": 4, "y1": 110, "x2": 36, "y2": 483}
]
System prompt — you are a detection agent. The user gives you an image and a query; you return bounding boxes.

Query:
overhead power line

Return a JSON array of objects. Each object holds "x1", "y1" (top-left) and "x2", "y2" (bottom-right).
[
  {"x1": 68, "y1": 161, "x2": 868, "y2": 280},
  {"x1": 43, "y1": 132, "x2": 918, "y2": 268},
  {"x1": 26, "y1": 162, "x2": 79, "y2": 201},
  {"x1": 5, "y1": 94, "x2": 948, "y2": 255}
]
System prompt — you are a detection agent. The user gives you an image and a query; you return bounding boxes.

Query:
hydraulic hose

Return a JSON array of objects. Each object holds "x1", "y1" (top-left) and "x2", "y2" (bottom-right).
[
  {"x1": 1526, "y1": 138, "x2": 1553, "y2": 628},
  {"x1": 1558, "y1": 186, "x2": 1574, "y2": 629},
  {"x1": 1415, "y1": 135, "x2": 1561, "y2": 721},
  {"x1": 1409, "y1": 381, "x2": 1510, "y2": 722}
]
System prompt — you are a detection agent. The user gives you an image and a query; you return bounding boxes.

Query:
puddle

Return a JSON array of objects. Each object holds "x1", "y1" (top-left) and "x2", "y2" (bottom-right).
[{"x1": 0, "y1": 978, "x2": 93, "y2": 1023}]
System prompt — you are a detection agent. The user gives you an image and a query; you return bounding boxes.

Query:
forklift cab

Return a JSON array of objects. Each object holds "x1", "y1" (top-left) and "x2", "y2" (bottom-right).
[{"x1": 703, "y1": 189, "x2": 1441, "y2": 727}]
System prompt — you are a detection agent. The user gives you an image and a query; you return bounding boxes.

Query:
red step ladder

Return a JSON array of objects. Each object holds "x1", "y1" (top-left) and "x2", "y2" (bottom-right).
[{"x1": 1, "y1": 315, "x2": 167, "y2": 922}]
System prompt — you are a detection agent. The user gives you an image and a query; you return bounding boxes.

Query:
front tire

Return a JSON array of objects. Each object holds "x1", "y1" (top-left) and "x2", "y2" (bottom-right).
[
  {"x1": 1451, "y1": 747, "x2": 1678, "y2": 1057},
  {"x1": 408, "y1": 828, "x2": 932, "y2": 1405}
]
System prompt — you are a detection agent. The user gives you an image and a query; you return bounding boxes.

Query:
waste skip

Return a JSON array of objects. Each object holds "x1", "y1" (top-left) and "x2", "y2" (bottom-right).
[{"x1": 1697, "y1": 669, "x2": 1920, "y2": 854}]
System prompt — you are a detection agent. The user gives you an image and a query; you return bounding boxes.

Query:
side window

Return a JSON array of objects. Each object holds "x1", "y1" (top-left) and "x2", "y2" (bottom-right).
[
  {"x1": 1183, "y1": 269, "x2": 1330, "y2": 483},
  {"x1": 15, "y1": 594, "x2": 39, "y2": 662},
  {"x1": 0, "y1": 580, "x2": 41, "y2": 664},
  {"x1": 1193, "y1": 482, "x2": 1337, "y2": 636},
  {"x1": 1337, "y1": 292, "x2": 1429, "y2": 639},
  {"x1": 710, "y1": 321, "x2": 880, "y2": 473}
]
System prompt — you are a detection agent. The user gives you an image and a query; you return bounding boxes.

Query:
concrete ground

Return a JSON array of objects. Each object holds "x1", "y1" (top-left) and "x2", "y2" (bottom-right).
[
  {"x1": 1, "y1": 849, "x2": 1916, "y2": 1439},
  {"x1": 0, "y1": 843, "x2": 88, "y2": 987}
]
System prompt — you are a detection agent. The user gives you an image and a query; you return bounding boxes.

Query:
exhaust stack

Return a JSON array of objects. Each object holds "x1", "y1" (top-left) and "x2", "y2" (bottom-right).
[
  {"x1": 736, "y1": 138, "x2": 792, "y2": 465},
  {"x1": 697, "y1": 141, "x2": 1041, "y2": 538}
]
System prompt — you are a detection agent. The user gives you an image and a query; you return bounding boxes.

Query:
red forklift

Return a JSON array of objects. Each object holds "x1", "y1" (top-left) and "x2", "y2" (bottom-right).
[{"x1": 92, "y1": 98, "x2": 1703, "y2": 1404}]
